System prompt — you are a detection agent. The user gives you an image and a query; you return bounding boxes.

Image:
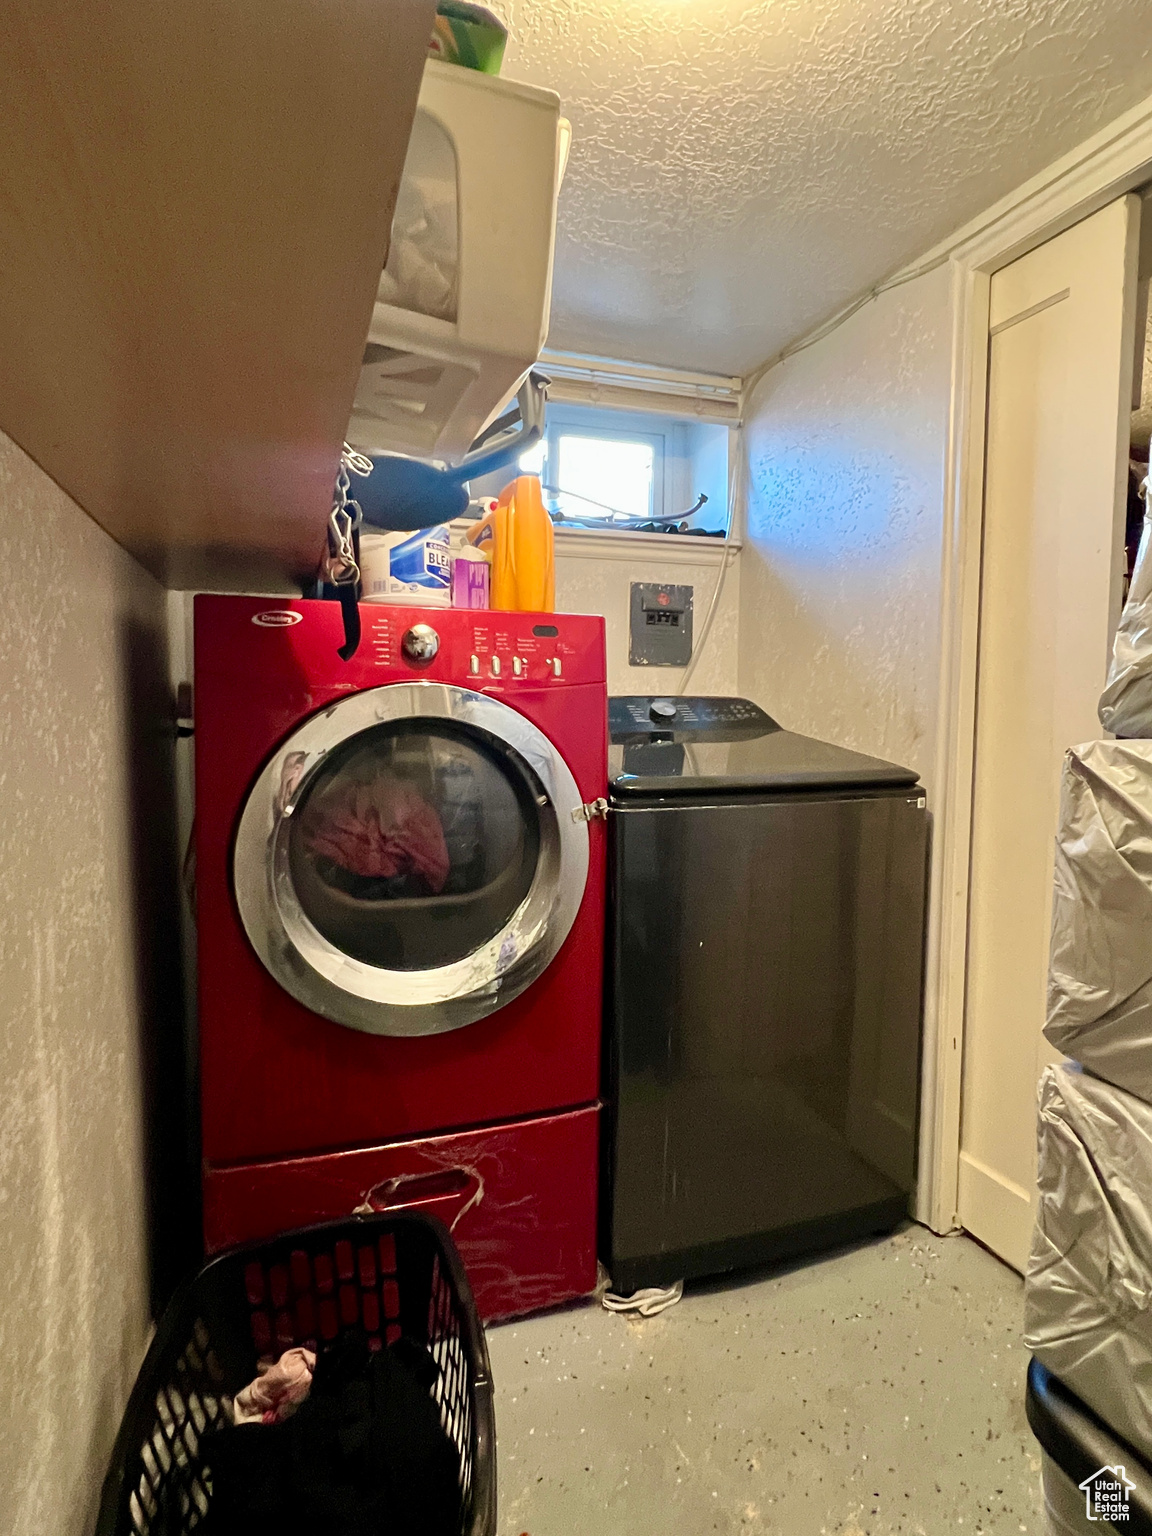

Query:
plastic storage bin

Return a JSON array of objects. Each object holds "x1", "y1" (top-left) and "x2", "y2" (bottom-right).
[
  {"x1": 96, "y1": 1213, "x2": 495, "y2": 1536},
  {"x1": 1027, "y1": 1357, "x2": 1152, "y2": 1534},
  {"x1": 347, "y1": 59, "x2": 570, "y2": 464}
]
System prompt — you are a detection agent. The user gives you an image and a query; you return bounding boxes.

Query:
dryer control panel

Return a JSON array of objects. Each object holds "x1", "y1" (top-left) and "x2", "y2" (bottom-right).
[
  {"x1": 195, "y1": 596, "x2": 606, "y2": 690},
  {"x1": 361, "y1": 609, "x2": 601, "y2": 684}
]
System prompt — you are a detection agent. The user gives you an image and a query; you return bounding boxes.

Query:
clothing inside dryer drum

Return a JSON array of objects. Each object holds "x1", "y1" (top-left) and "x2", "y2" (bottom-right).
[{"x1": 288, "y1": 719, "x2": 543, "y2": 970}]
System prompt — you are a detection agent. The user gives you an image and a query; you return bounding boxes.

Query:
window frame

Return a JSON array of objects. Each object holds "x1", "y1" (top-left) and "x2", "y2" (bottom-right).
[
  {"x1": 492, "y1": 400, "x2": 732, "y2": 539},
  {"x1": 550, "y1": 418, "x2": 666, "y2": 523}
]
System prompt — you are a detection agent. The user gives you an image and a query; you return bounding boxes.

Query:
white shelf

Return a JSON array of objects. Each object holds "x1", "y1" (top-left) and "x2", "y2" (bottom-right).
[{"x1": 347, "y1": 60, "x2": 567, "y2": 465}]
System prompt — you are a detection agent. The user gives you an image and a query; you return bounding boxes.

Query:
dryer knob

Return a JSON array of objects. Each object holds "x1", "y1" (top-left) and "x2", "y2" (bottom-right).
[{"x1": 401, "y1": 624, "x2": 440, "y2": 664}]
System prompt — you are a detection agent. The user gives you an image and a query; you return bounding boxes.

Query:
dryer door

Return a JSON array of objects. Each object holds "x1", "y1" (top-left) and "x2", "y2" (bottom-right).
[{"x1": 234, "y1": 683, "x2": 590, "y2": 1036}]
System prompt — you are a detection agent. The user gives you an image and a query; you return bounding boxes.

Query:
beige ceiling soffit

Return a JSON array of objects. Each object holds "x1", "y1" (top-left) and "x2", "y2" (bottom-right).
[
  {"x1": 0, "y1": 0, "x2": 437, "y2": 592},
  {"x1": 541, "y1": 350, "x2": 743, "y2": 422},
  {"x1": 742, "y1": 83, "x2": 1152, "y2": 404},
  {"x1": 741, "y1": 252, "x2": 951, "y2": 401}
]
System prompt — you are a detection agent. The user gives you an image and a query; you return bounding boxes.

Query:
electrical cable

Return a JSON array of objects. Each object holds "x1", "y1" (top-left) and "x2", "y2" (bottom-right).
[
  {"x1": 741, "y1": 252, "x2": 951, "y2": 404},
  {"x1": 540, "y1": 484, "x2": 710, "y2": 528},
  {"x1": 678, "y1": 424, "x2": 744, "y2": 695}
]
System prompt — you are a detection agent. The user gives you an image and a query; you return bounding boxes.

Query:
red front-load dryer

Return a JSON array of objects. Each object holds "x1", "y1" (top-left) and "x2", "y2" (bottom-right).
[{"x1": 194, "y1": 595, "x2": 607, "y2": 1319}]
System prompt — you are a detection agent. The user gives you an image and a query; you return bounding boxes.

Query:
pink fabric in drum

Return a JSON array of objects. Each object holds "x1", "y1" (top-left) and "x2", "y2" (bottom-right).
[{"x1": 304, "y1": 778, "x2": 449, "y2": 892}]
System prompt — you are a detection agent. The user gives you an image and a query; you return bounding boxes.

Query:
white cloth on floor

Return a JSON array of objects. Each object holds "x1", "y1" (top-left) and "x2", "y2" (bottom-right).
[
  {"x1": 1025, "y1": 1063, "x2": 1152, "y2": 1455},
  {"x1": 1045, "y1": 740, "x2": 1152, "y2": 1104},
  {"x1": 602, "y1": 1280, "x2": 683, "y2": 1318}
]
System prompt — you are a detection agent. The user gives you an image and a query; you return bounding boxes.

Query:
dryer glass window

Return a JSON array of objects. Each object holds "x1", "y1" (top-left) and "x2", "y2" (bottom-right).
[{"x1": 287, "y1": 721, "x2": 543, "y2": 970}]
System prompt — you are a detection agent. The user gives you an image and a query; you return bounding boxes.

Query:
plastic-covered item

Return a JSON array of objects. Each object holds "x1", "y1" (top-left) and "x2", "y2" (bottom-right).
[
  {"x1": 1100, "y1": 493, "x2": 1152, "y2": 737},
  {"x1": 378, "y1": 111, "x2": 459, "y2": 323},
  {"x1": 348, "y1": 61, "x2": 569, "y2": 465},
  {"x1": 466, "y1": 476, "x2": 554, "y2": 612},
  {"x1": 1045, "y1": 740, "x2": 1152, "y2": 1101},
  {"x1": 1025, "y1": 1063, "x2": 1152, "y2": 1456},
  {"x1": 95, "y1": 1212, "x2": 495, "y2": 1536}
]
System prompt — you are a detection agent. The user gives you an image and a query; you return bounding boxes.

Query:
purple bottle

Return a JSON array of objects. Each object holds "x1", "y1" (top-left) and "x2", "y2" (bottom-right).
[{"x1": 451, "y1": 548, "x2": 490, "y2": 609}]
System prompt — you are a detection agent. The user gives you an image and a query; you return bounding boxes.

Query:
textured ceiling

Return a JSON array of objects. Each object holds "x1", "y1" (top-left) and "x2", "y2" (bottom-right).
[{"x1": 489, "y1": 0, "x2": 1152, "y2": 375}]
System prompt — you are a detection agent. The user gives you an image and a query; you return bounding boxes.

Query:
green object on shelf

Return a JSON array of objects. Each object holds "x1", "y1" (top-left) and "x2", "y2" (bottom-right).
[{"x1": 430, "y1": 1, "x2": 508, "y2": 74}]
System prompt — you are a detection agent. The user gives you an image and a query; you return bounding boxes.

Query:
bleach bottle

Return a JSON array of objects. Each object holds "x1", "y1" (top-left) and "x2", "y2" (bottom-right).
[{"x1": 360, "y1": 525, "x2": 452, "y2": 606}]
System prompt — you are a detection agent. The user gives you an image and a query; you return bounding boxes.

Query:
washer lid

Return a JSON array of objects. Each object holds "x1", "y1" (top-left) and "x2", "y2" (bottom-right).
[{"x1": 608, "y1": 695, "x2": 919, "y2": 796}]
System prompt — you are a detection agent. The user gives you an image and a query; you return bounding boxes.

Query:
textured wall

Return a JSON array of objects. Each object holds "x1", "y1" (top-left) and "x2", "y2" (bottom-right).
[
  {"x1": 738, "y1": 264, "x2": 953, "y2": 796},
  {"x1": 492, "y1": 0, "x2": 1152, "y2": 373},
  {"x1": 556, "y1": 546, "x2": 740, "y2": 695},
  {"x1": 0, "y1": 432, "x2": 184, "y2": 1536}
]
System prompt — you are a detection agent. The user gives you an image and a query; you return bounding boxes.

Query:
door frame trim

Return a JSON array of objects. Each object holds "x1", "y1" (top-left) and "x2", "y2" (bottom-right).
[{"x1": 919, "y1": 92, "x2": 1152, "y2": 1234}]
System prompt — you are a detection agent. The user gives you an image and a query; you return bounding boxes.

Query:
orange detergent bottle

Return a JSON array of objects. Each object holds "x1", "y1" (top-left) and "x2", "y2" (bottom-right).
[{"x1": 466, "y1": 474, "x2": 555, "y2": 611}]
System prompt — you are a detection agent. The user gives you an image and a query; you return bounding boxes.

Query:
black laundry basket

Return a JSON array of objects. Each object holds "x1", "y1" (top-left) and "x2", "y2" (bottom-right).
[{"x1": 95, "y1": 1212, "x2": 495, "y2": 1536}]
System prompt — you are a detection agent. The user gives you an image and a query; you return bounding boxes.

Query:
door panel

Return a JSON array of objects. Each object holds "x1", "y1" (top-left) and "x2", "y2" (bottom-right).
[{"x1": 959, "y1": 195, "x2": 1140, "y2": 1271}]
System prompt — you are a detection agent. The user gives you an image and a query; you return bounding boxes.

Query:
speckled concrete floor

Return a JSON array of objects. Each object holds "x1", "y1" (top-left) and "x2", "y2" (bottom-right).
[{"x1": 486, "y1": 1225, "x2": 1042, "y2": 1536}]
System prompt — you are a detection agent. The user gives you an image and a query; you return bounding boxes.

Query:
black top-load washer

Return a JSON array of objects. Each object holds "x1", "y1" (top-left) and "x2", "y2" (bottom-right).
[{"x1": 603, "y1": 695, "x2": 929, "y2": 1293}]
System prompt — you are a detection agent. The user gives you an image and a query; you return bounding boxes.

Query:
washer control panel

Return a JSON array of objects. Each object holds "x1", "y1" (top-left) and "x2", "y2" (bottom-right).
[{"x1": 610, "y1": 695, "x2": 779, "y2": 743}]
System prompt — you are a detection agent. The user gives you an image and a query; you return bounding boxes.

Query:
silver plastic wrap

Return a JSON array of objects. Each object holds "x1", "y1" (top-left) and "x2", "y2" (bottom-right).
[
  {"x1": 1025, "y1": 1063, "x2": 1152, "y2": 1454},
  {"x1": 1100, "y1": 503, "x2": 1152, "y2": 738},
  {"x1": 1045, "y1": 740, "x2": 1152, "y2": 1103}
]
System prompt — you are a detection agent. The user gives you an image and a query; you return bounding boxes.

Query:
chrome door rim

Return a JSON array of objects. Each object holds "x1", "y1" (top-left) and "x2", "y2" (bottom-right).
[{"x1": 233, "y1": 682, "x2": 589, "y2": 1037}]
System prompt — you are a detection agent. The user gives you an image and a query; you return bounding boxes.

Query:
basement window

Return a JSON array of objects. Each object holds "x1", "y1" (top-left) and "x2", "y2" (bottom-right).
[
  {"x1": 474, "y1": 402, "x2": 731, "y2": 537},
  {"x1": 555, "y1": 432, "x2": 657, "y2": 521}
]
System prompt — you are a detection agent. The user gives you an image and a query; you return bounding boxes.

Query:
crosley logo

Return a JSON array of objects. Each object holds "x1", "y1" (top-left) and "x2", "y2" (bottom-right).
[
  {"x1": 1080, "y1": 1464, "x2": 1135, "y2": 1522},
  {"x1": 251, "y1": 610, "x2": 303, "y2": 628}
]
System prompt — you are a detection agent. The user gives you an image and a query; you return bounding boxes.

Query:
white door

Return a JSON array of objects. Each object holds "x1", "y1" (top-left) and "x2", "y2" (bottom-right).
[{"x1": 958, "y1": 195, "x2": 1140, "y2": 1272}]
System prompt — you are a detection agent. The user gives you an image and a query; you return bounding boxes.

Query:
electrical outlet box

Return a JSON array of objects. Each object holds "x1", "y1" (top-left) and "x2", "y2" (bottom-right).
[{"x1": 629, "y1": 582, "x2": 693, "y2": 666}]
